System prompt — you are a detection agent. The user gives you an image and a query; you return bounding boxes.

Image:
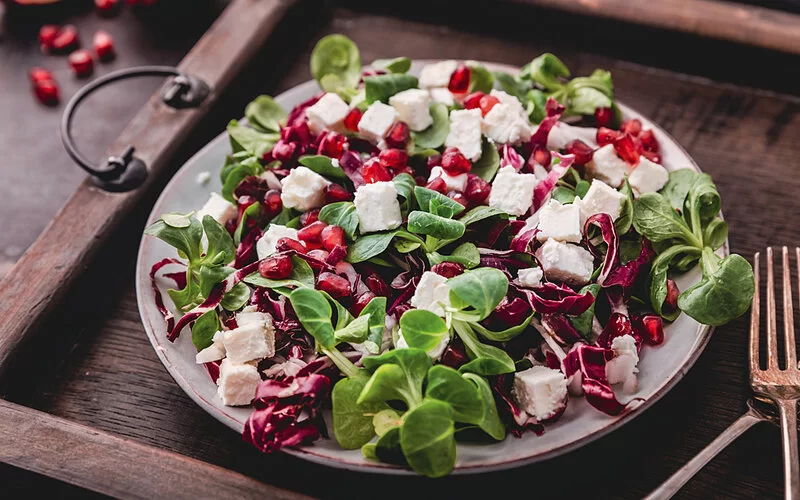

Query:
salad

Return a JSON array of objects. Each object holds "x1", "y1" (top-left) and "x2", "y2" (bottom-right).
[{"x1": 145, "y1": 34, "x2": 754, "y2": 477}]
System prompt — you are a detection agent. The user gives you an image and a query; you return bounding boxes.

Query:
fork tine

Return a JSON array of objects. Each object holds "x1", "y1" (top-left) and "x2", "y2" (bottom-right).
[
  {"x1": 750, "y1": 252, "x2": 761, "y2": 373},
  {"x1": 784, "y1": 247, "x2": 797, "y2": 371},
  {"x1": 766, "y1": 247, "x2": 780, "y2": 369},
  {"x1": 791, "y1": 247, "x2": 800, "y2": 371}
]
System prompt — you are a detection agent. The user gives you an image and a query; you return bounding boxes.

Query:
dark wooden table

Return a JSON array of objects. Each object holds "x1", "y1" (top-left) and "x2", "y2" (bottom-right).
[{"x1": 1, "y1": 1, "x2": 799, "y2": 498}]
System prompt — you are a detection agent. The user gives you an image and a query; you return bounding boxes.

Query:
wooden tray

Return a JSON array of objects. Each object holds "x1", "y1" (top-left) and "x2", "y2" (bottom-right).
[{"x1": 1, "y1": 0, "x2": 799, "y2": 498}]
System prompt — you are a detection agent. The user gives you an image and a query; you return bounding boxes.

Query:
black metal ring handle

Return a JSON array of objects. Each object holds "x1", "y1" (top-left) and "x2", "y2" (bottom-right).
[{"x1": 60, "y1": 65, "x2": 210, "y2": 192}]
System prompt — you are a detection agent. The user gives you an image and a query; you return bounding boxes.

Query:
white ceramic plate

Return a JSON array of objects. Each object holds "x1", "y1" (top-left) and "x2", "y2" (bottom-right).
[{"x1": 136, "y1": 62, "x2": 724, "y2": 474}]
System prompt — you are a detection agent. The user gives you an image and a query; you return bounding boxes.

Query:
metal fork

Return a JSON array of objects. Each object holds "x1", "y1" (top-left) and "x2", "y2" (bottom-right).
[{"x1": 647, "y1": 247, "x2": 800, "y2": 500}]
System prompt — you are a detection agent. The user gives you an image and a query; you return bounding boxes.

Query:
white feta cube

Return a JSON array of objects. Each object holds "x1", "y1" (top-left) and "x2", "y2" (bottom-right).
[
  {"x1": 445, "y1": 108, "x2": 483, "y2": 162},
  {"x1": 222, "y1": 313, "x2": 275, "y2": 365},
  {"x1": 488, "y1": 165, "x2": 538, "y2": 216},
  {"x1": 628, "y1": 156, "x2": 669, "y2": 195},
  {"x1": 429, "y1": 87, "x2": 454, "y2": 106},
  {"x1": 482, "y1": 103, "x2": 533, "y2": 145},
  {"x1": 358, "y1": 101, "x2": 399, "y2": 143},
  {"x1": 546, "y1": 122, "x2": 598, "y2": 150},
  {"x1": 428, "y1": 166, "x2": 468, "y2": 192},
  {"x1": 389, "y1": 89, "x2": 433, "y2": 132},
  {"x1": 217, "y1": 359, "x2": 261, "y2": 406},
  {"x1": 535, "y1": 238, "x2": 595, "y2": 285},
  {"x1": 396, "y1": 328, "x2": 451, "y2": 360},
  {"x1": 606, "y1": 334, "x2": 639, "y2": 394},
  {"x1": 410, "y1": 271, "x2": 451, "y2": 317},
  {"x1": 585, "y1": 144, "x2": 631, "y2": 188},
  {"x1": 305, "y1": 92, "x2": 349, "y2": 134},
  {"x1": 418, "y1": 60, "x2": 458, "y2": 89},
  {"x1": 575, "y1": 179, "x2": 626, "y2": 225},
  {"x1": 256, "y1": 224, "x2": 300, "y2": 259},
  {"x1": 196, "y1": 331, "x2": 226, "y2": 364},
  {"x1": 536, "y1": 199, "x2": 582, "y2": 243},
  {"x1": 512, "y1": 366, "x2": 568, "y2": 421},
  {"x1": 195, "y1": 192, "x2": 237, "y2": 225},
  {"x1": 280, "y1": 166, "x2": 331, "y2": 212},
  {"x1": 517, "y1": 267, "x2": 544, "y2": 288},
  {"x1": 353, "y1": 181, "x2": 403, "y2": 233}
]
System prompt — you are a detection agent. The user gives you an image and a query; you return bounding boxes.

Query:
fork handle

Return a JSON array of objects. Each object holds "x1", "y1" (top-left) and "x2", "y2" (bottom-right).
[
  {"x1": 777, "y1": 398, "x2": 800, "y2": 500},
  {"x1": 644, "y1": 410, "x2": 764, "y2": 500}
]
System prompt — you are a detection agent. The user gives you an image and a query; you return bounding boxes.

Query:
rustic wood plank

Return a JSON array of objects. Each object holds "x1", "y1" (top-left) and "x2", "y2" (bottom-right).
[
  {"x1": 509, "y1": 0, "x2": 800, "y2": 55},
  {"x1": 0, "y1": 399, "x2": 309, "y2": 500},
  {"x1": 0, "y1": 0, "x2": 297, "y2": 378}
]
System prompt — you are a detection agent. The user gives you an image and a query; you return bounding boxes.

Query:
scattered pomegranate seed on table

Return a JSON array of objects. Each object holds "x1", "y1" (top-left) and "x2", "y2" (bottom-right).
[
  {"x1": 38, "y1": 25, "x2": 59, "y2": 50},
  {"x1": 50, "y1": 25, "x2": 80, "y2": 53},
  {"x1": 95, "y1": 0, "x2": 119, "y2": 15},
  {"x1": 93, "y1": 30, "x2": 115, "y2": 61},
  {"x1": 448, "y1": 64, "x2": 471, "y2": 94},
  {"x1": 28, "y1": 67, "x2": 54, "y2": 85},
  {"x1": 33, "y1": 79, "x2": 60, "y2": 106},
  {"x1": 68, "y1": 49, "x2": 95, "y2": 77}
]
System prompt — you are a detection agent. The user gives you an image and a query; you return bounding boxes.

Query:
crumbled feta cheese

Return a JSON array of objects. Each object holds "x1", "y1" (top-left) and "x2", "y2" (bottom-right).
[
  {"x1": 575, "y1": 179, "x2": 627, "y2": 225},
  {"x1": 358, "y1": 101, "x2": 399, "y2": 143},
  {"x1": 445, "y1": 108, "x2": 483, "y2": 162},
  {"x1": 488, "y1": 165, "x2": 538, "y2": 216},
  {"x1": 513, "y1": 366, "x2": 568, "y2": 421},
  {"x1": 280, "y1": 166, "x2": 331, "y2": 212},
  {"x1": 396, "y1": 328, "x2": 451, "y2": 360},
  {"x1": 305, "y1": 92, "x2": 349, "y2": 134},
  {"x1": 196, "y1": 331, "x2": 226, "y2": 364},
  {"x1": 517, "y1": 267, "x2": 544, "y2": 288},
  {"x1": 353, "y1": 181, "x2": 403, "y2": 233},
  {"x1": 196, "y1": 171, "x2": 211, "y2": 185},
  {"x1": 419, "y1": 60, "x2": 458, "y2": 88},
  {"x1": 606, "y1": 334, "x2": 639, "y2": 394},
  {"x1": 428, "y1": 166, "x2": 468, "y2": 192},
  {"x1": 195, "y1": 192, "x2": 237, "y2": 225},
  {"x1": 256, "y1": 224, "x2": 300, "y2": 259},
  {"x1": 410, "y1": 271, "x2": 451, "y2": 316},
  {"x1": 263, "y1": 356, "x2": 307, "y2": 379},
  {"x1": 429, "y1": 87, "x2": 454, "y2": 106},
  {"x1": 536, "y1": 199, "x2": 582, "y2": 243},
  {"x1": 222, "y1": 312, "x2": 275, "y2": 365},
  {"x1": 389, "y1": 88, "x2": 433, "y2": 132},
  {"x1": 482, "y1": 102, "x2": 533, "y2": 145},
  {"x1": 628, "y1": 156, "x2": 669, "y2": 196},
  {"x1": 217, "y1": 358, "x2": 261, "y2": 406},
  {"x1": 585, "y1": 144, "x2": 631, "y2": 188},
  {"x1": 535, "y1": 238, "x2": 595, "y2": 285},
  {"x1": 546, "y1": 122, "x2": 598, "y2": 150}
]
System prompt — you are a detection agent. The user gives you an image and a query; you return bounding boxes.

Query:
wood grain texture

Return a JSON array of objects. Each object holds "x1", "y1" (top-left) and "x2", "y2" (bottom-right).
[
  {"x1": 510, "y1": 0, "x2": 800, "y2": 55},
  {"x1": 0, "y1": 400, "x2": 309, "y2": 500},
  {"x1": 0, "y1": 0, "x2": 296, "y2": 378}
]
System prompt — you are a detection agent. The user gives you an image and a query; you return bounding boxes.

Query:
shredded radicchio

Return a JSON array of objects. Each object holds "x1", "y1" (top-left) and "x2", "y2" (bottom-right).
[
  {"x1": 242, "y1": 374, "x2": 331, "y2": 453},
  {"x1": 532, "y1": 152, "x2": 574, "y2": 212},
  {"x1": 541, "y1": 314, "x2": 584, "y2": 345},
  {"x1": 500, "y1": 144, "x2": 525, "y2": 170},
  {"x1": 527, "y1": 98, "x2": 566, "y2": 149},
  {"x1": 562, "y1": 343, "x2": 640, "y2": 416},
  {"x1": 519, "y1": 282, "x2": 595, "y2": 316},
  {"x1": 149, "y1": 258, "x2": 186, "y2": 333}
]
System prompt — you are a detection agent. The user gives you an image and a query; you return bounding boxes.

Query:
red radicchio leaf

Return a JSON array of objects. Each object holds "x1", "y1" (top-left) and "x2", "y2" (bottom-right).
[
  {"x1": 604, "y1": 239, "x2": 655, "y2": 293},
  {"x1": 527, "y1": 98, "x2": 566, "y2": 149},
  {"x1": 500, "y1": 144, "x2": 524, "y2": 171},
  {"x1": 286, "y1": 93, "x2": 322, "y2": 128},
  {"x1": 485, "y1": 295, "x2": 532, "y2": 331},
  {"x1": 204, "y1": 361, "x2": 221, "y2": 383},
  {"x1": 510, "y1": 214, "x2": 539, "y2": 253},
  {"x1": 242, "y1": 374, "x2": 331, "y2": 453},
  {"x1": 584, "y1": 213, "x2": 618, "y2": 286},
  {"x1": 149, "y1": 258, "x2": 186, "y2": 333},
  {"x1": 541, "y1": 314, "x2": 584, "y2": 345},
  {"x1": 519, "y1": 282, "x2": 595, "y2": 316},
  {"x1": 562, "y1": 343, "x2": 639, "y2": 416},
  {"x1": 234, "y1": 226, "x2": 264, "y2": 269},
  {"x1": 440, "y1": 336, "x2": 470, "y2": 369},
  {"x1": 338, "y1": 150, "x2": 366, "y2": 188},
  {"x1": 492, "y1": 374, "x2": 544, "y2": 437},
  {"x1": 532, "y1": 152, "x2": 574, "y2": 212}
]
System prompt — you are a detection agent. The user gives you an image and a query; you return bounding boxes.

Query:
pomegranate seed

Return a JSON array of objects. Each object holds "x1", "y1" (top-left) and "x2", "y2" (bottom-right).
[
  {"x1": 33, "y1": 80, "x2": 59, "y2": 106},
  {"x1": 325, "y1": 183, "x2": 353, "y2": 203},
  {"x1": 318, "y1": 131, "x2": 347, "y2": 159},
  {"x1": 426, "y1": 154, "x2": 442, "y2": 169},
  {"x1": 306, "y1": 249, "x2": 330, "y2": 264},
  {"x1": 464, "y1": 175, "x2": 491, "y2": 204},
  {"x1": 564, "y1": 139, "x2": 594, "y2": 166},
  {"x1": 321, "y1": 225, "x2": 346, "y2": 251},
  {"x1": 365, "y1": 273, "x2": 390, "y2": 297},
  {"x1": 447, "y1": 64, "x2": 471, "y2": 94},
  {"x1": 299, "y1": 209, "x2": 320, "y2": 227},
  {"x1": 326, "y1": 245, "x2": 347, "y2": 264},
  {"x1": 51, "y1": 25, "x2": 80, "y2": 53},
  {"x1": 425, "y1": 177, "x2": 447, "y2": 194},
  {"x1": 620, "y1": 118, "x2": 642, "y2": 137},
  {"x1": 639, "y1": 129, "x2": 660, "y2": 152},
  {"x1": 384, "y1": 121, "x2": 410, "y2": 148},
  {"x1": 447, "y1": 191, "x2": 468, "y2": 207},
  {"x1": 344, "y1": 108, "x2": 362, "y2": 132},
  {"x1": 259, "y1": 255, "x2": 293, "y2": 279},
  {"x1": 596, "y1": 127, "x2": 620, "y2": 147},
  {"x1": 298, "y1": 220, "x2": 327, "y2": 244},
  {"x1": 93, "y1": 30, "x2": 115, "y2": 61},
  {"x1": 441, "y1": 147, "x2": 471, "y2": 175},
  {"x1": 432, "y1": 262, "x2": 465, "y2": 278},
  {"x1": 275, "y1": 237, "x2": 306, "y2": 254},
  {"x1": 664, "y1": 278, "x2": 680, "y2": 314},
  {"x1": 352, "y1": 292, "x2": 377, "y2": 316},
  {"x1": 95, "y1": 0, "x2": 119, "y2": 15},
  {"x1": 463, "y1": 92, "x2": 484, "y2": 110},
  {"x1": 613, "y1": 133, "x2": 640, "y2": 165},
  {"x1": 531, "y1": 146, "x2": 551, "y2": 168},
  {"x1": 262, "y1": 189, "x2": 283, "y2": 219},
  {"x1": 361, "y1": 158, "x2": 392, "y2": 183},
  {"x1": 39, "y1": 25, "x2": 59, "y2": 49},
  {"x1": 638, "y1": 315, "x2": 664, "y2": 345},
  {"x1": 594, "y1": 107, "x2": 613, "y2": 128},
  {"x1": 271, "y1": 140, "x2": 297, "y2": 162},
  {"x1": 236, "y1": 195, "x2": 257, "y2": 221},
  {"x1": 479, "y1": 95, "x2": 500, "y2": 116},
  {"x1": 29, "y1": 67, "x2": 53, "y2": 85},
  {"x1": 316, "y1": 272, "x2": 351, "y2": 299},
  {"x1": 68, "y1": 49, "x2": 94, "y2": 77},
  {"x1": 378, "y1": 148, "x2": 408, "y2": 171}
]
